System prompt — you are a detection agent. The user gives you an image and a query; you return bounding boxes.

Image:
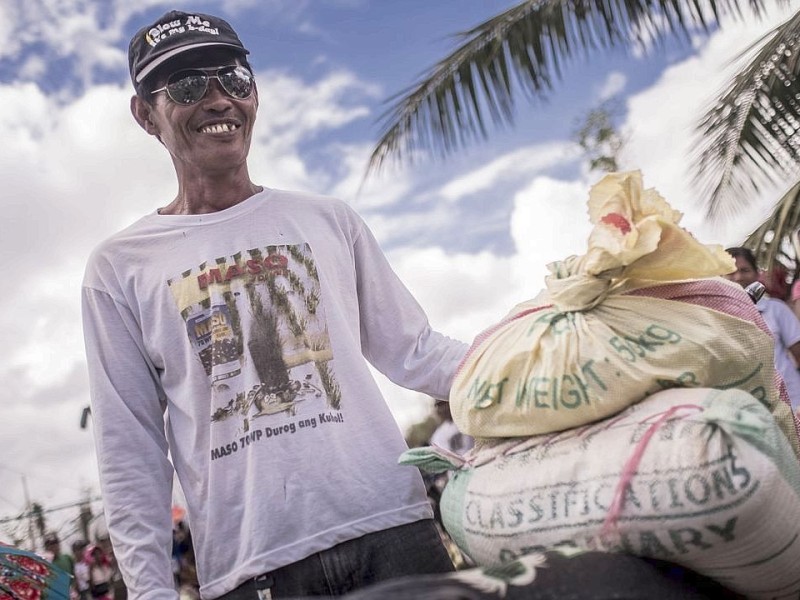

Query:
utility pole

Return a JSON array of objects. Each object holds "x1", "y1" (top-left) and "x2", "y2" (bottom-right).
[
  {"x1": 79, "y1": 496, "x2": 93, "y2": 542},
  {"x1": 21, "y1": 475, "x2": 35, "y2": 551}
]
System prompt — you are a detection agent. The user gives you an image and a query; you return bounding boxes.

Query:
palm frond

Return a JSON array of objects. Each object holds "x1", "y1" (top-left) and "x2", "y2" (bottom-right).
[
  {"x1": 693, "y1": 11, "x2": 800, "y2": 219},
  {"x1": 366, "y1": 0, "x2": 758, "y2": 176},
  {"x1": 742, "y1": 177, "x2": 800, "y2": 277}
]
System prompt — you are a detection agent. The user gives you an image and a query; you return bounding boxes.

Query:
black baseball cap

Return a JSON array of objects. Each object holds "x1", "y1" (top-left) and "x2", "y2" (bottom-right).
[{"x1": 129, "y1": 10, "x2": 249, "y2": 84}]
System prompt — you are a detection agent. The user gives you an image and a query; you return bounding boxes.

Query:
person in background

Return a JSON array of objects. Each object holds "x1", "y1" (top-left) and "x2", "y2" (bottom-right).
[
  {"x1": 429, "y1": 400, "x2": 473, "y2": 456},
  {"x1": 72, "y1": 540, "x2": 91, "y2": 600},
  {"x1": 425, "y1": 401, "x2": 474, "y2": 568},
  {"x1": 81, "y1": 9, "x2": 468, "y2": 600},
  {"x1": 726, "y1": 247, "x2": 800, "y2": 411},
  {"x1": 84, "y1": 545, "x2": 114, "y2": 600},
  {"x1": 760, "y1": 262, "x2": 790, "y2": 300},
  {"x1": 43, "y1": 534, "x2": 75, "y2": 594},
  {"x1": 171, "y1": 521, "x2": 192, "y2": 588}
]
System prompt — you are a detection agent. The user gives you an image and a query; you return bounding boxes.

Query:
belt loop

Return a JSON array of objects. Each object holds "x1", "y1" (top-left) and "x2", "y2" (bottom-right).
[{"x1": 254, "y1": 574, "x2": 274, "y2": 600}]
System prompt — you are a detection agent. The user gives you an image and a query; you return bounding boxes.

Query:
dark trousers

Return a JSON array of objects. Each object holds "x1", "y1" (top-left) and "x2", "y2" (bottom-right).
[
  {"x1": 320, "y1": 552, "x2": 748, "y2": 600},
  {"x1": 215, "y1": 519, "x2": 454, "y2": 599}
]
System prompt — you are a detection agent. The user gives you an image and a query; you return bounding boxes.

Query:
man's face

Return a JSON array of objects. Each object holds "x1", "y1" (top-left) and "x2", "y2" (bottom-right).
[
  {"x1": 136, "y1": 50, "x2": 258, "y2": 177},
  {"x1": 726, "y1": 255, "x2": 759, "y2": 288}
]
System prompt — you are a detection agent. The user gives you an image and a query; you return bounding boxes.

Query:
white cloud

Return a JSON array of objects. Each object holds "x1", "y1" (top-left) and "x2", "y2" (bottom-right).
[
  {"x1": 509, "y1": 176, "x2": 592, "y2": 293},
  {"x1": 253, "y1": 71, "x2": 376, "y2": 142},
  {"x1": 254, "y1": 70, "x2": 379, "y2": 141},
  {"x1": 437, "y1": 142, "x2": 579, "y2": 202},
  {"x1": 597, "y1": 71, "x2": 627, "y2": 101},
  {"x1": 327, "y1": 142, "x2": 414, "y2": 210},
  {"x1": 18, "y1": 55, "x2": 48, "y2": 80},
  {"x1": 390, "y1": 247, "x2": 516, "y2": 339},
  {"x1": 0, "y1": 3, "x2": 23, "y2": 59},
  {"x1": 247, "y1": 69, "x2": 381, "y2": 191},
  {"x1": 1, "y1": 1, "x2": 128, "y2": 85}
]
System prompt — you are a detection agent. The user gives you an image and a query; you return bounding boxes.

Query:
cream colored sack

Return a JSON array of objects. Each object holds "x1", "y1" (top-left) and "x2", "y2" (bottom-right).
[
  {"x1": 403, "y1": 388, "x2": 800, "y2": 600},
  {"x1": 450, "y1": 171, "x2": 800, "y2": 456}
]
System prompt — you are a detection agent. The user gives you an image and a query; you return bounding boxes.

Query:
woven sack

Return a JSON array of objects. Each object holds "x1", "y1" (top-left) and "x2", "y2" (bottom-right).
[
  {"x1": 449, "y1": 171, "x2": 800, "y2": 458},
  {"x1": 402, "y1": 387, "x2": 800, "y2": 600}
]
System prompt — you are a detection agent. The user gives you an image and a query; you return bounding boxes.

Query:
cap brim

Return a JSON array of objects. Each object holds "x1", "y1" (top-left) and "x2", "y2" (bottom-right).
[{"x1": 136, "y1": 41, "x2": 249, "y2": 83}]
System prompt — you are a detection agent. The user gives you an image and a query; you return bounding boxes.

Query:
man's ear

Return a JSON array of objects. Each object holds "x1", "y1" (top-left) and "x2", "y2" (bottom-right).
[{"x1": 130, "y1": 95, "x2": 158, "y2": 136}]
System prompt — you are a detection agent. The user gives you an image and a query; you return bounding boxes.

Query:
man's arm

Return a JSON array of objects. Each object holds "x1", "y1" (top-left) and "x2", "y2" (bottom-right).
[
  {"x1": 351, "y1": 219, "x2": 468, "y2": 399},
  {"x1": 82, "y1": 286, "x2": 177, "y2": 600}
]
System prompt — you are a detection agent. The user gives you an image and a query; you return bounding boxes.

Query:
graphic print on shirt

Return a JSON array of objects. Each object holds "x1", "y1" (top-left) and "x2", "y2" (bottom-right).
[{"x1": 168, "y1": 244, "x2": 341, "y2": 433}]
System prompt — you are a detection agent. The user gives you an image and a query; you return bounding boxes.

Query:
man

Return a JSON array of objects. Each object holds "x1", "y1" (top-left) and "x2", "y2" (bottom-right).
[
  {"x1": 72, "y1": 539, "x2": 91, "y2": 600},
  {"x1": 424, "y1": 401, "x2": 473, "y2": 556},
  {"x1": 44, "y1": 534, "x2": 75, "y2": 582},
  {"x1": 726, "y1": 246, "x2": 800, "y2": 410},
  {"x1": 429, "y1": 400, "x2": 473, "y2": 457},
  {"x1": 82, "y1": 10, "x2": 467, "y2": 600}
]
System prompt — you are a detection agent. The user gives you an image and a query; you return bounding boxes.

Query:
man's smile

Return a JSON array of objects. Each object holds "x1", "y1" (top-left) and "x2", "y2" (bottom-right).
[{"x1": 198, "y1": 122, "x2": 241, "y2": 134}]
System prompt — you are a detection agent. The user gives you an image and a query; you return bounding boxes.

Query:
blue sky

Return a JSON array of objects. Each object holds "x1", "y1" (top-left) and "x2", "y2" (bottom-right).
[{"x1": 1, "y1": 0, "x2": 797, "y2": 545}]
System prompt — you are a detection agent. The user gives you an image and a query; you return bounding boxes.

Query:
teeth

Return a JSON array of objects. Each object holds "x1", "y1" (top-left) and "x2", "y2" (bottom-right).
[{"x1": 200, "y1": 123, "x2": 238, "y2": 134}]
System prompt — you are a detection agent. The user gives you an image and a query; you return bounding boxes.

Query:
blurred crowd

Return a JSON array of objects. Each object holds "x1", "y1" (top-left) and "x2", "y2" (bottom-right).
[
  {"x1": 41, "y1": 533, "x2": 126, "y2": 600},
  {"x1": 40, "y1": 519, "x2": 200, "y2": 600},
  {"x1": 171, "y1": 520, "x2": 199, "y2": 600},
  {"x1": 726, "y1": 247, "x2": 800, "y2": 414}
]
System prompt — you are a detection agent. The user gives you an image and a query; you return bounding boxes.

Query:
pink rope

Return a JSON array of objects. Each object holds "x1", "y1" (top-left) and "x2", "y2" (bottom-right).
[{"x1": 601, "y1": 404, "x2": 704, "y2": 536}]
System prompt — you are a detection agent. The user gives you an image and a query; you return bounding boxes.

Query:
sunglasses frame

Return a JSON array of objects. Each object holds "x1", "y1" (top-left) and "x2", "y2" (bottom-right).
[{"x1": 151, "y1": 65, "x2": 255, "y2": 105}]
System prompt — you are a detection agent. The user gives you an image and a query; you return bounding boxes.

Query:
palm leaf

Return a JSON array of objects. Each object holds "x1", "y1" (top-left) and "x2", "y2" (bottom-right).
[
  {"x1": 366, "y1": 0, "x2": 763, "y2": 175},
  {"x1": 693, "y1": 11, "x2": 800, "y2": 219},
  {"x1": 742, "y1": 177, "x2": 800, "y2": 277}
]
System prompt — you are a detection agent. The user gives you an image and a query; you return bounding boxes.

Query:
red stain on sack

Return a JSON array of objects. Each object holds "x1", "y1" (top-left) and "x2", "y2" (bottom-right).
[{"x1": 600, "y1": 212, "x2": 632, "y2": 234}]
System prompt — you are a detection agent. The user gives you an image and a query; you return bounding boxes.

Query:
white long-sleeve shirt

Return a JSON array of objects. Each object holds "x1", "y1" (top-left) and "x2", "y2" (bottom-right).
[
  {"x1": 82, "y1": 189, "x2": 467, "y2": 600},
  {"x1": 757, "y1": 296, "x2": 800, "y2": 409}
]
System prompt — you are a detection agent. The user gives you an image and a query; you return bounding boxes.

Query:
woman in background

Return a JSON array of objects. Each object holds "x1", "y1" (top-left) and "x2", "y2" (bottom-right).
[{"x1": 727, "y1": 246, "x2": 800, "y2": 413}]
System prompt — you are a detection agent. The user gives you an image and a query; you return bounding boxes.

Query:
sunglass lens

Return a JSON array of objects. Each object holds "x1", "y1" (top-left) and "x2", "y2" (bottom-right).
[
  {"x1": 219, "y1": 66, "x2": 254, "y2": 99},
  {"x1": 166, "y1": 72, "x2": 207, "y2": 104}
]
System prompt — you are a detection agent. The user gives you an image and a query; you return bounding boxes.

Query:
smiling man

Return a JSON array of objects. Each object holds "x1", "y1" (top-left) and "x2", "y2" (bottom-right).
[{"x1": 81, "y1": 10, "x2": 468, "y2": 600}]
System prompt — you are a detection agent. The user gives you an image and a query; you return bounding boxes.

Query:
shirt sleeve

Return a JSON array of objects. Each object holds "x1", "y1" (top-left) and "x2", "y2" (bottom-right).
[
  {"x1": 82, "y1": 285, "x2": 178, "y2": 600},
  {"x1": 351, "y1": 219, "x2": 468, "y2": 400},
  {"x1": 773, "y1": 299, "x2": 800, "y2": 349}
]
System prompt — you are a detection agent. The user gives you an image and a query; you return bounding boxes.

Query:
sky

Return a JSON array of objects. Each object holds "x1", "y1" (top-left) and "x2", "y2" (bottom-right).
[{"x1": 1, "y1": 0, "x2": 798, "y2": 547}]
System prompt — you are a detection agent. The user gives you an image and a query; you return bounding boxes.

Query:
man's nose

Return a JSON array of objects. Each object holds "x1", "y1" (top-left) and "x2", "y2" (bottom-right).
[{"x1": 204, "y1": 78, "x2": 231, "y2": 103}]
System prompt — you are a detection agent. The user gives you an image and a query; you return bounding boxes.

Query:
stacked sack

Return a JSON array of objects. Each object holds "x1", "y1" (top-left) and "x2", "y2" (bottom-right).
[{"x1": 402, "y1": 171, "x2": 800, "y2": 599}]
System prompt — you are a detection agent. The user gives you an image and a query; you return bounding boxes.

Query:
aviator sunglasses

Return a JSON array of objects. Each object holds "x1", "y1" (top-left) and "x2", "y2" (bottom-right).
[{"x1": 151, "y1": 65, "x2": 255, "y2": 105}]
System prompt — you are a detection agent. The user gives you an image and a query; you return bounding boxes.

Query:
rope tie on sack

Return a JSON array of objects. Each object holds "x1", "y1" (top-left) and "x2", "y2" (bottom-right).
[
  {"x1": 545, "y1": 257, "x2": 623, "y2": 313},
  {"x1": 601, "y1": 404, "x2": 704, "y2": 536},
  {"x1": 545, "y1": 253, "x2": 625, "y2": 313},
  {"x1": 547, "y1": 273, "x2": 613, "y2": 313}
]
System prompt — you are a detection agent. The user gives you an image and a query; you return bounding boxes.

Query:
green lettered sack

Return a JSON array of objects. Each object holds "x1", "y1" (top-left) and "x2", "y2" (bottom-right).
[{"x1": 403, "y1": 387, "x2": 800, "y2": 600}]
